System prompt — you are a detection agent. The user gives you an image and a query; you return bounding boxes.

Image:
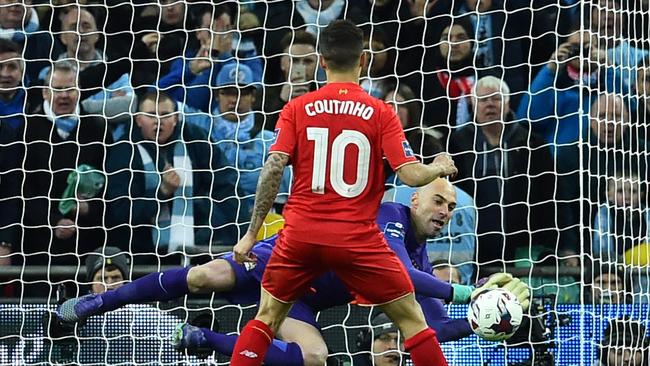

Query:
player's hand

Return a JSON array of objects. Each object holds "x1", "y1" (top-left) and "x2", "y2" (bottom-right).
[
  {"x1": 471, "y1": 273, "x2": 513, "y2": 300},
  {"x1": 233, "y1": 232, "x2": 257, "y2": 264},
  {"x1": 502, "y1": 277, "x2": 531, "y2": 311},
  {"x1": 430, "y1": 153, "x2": 457, "y2": 179}
]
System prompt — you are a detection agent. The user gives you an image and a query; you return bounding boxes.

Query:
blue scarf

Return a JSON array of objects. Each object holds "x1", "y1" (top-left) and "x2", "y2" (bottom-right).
[
  {"x1": 137, "y1": 141, "x2": 195, "y2": 255},
  {"x1": 0, "y1": 8, "x2": 40, "y2": 43},
  {"x1": 295, "y1": 0, "x2": 345, "y2": 36},
  {"x1": 43, "y1": 100, "x2": 80, "y2": 139}
]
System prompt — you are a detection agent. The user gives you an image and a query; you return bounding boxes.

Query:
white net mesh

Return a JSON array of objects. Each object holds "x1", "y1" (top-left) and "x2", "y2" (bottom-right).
[{"x1": 1, "y1": 0, "x2": 650, "y2": 364}]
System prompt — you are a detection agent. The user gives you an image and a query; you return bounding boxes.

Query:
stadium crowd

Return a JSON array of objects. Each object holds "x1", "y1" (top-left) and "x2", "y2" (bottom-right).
[{"x1": 0, "y1": 0, "x2": 650, "y2": 308}]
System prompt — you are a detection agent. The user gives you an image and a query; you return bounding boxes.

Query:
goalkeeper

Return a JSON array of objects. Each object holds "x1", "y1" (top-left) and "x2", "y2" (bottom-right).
[{"x1": 57, "y1": 178, "x2": 529, "y2": 365}]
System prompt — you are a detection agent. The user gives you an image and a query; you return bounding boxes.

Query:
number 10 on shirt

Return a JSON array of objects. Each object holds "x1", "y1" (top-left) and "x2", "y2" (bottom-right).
[{"x1": 307, "y1": 127, "x2": 371, "y2": 198}]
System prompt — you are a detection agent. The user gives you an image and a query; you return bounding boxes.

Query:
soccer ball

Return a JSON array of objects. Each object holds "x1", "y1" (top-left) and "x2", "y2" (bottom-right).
[{"x1": 467, "y1": 288, "x2": 524, "y2": 341}]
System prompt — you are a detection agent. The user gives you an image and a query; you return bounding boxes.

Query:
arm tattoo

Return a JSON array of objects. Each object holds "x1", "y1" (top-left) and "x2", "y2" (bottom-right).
[{"x1": 248, "y1": 153, "x2": 289, "y2": 235}]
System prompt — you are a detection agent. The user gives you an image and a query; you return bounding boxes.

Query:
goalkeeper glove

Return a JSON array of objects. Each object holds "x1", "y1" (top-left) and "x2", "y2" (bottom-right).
[
  {"x1": 451, "y1": 273, "x2": 530, "y2": 311},
  {"x1": 502, "y1": 277, "x2": 531, "y2": 311}
]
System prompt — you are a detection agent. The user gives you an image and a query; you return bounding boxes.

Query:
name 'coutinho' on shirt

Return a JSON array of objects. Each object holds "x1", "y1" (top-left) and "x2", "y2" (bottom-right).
[{"x1": 304, "y1": 99, "x2": 375, "y2": 120}]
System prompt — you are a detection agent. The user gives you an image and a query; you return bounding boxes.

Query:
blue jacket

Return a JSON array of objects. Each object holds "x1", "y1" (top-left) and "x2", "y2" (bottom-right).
[
  {"x1": 0, "y1": 89, "x2": 26, "y2": 130},
  {"x1": 158, "y1": 49, "x2": 263, "y2": 112}
]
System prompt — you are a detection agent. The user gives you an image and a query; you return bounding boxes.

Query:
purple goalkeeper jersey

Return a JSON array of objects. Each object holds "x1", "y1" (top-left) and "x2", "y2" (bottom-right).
[{"x1": 220, "y1": 202, "x2": 470, "y2": 340}]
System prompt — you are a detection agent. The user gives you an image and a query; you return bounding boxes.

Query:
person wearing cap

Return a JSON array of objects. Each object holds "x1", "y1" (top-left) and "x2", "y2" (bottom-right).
[
  {"x1": 352, "y1": 312, "x2": 404, "y2": 366},
  {"x1": 86, "y1": 246, "x2": 131, "y2": 294},
  {"x1": 105, "y1": 90, "x2": 221, "y2": 262},
  {"x1": 185, "y1": 62, "x2": 291, "y2": 244},
  {"x1": 156, "y1": 4, "x2": 263, "y2": 113},
  {"x1": 595, "y1": 317, "x2": 649, "y2": 366}
]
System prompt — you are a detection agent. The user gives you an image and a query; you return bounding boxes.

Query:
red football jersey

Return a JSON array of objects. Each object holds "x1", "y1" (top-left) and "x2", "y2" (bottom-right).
[{"x1": 270, "y1": 82, "x2": 417, "y2": 246}]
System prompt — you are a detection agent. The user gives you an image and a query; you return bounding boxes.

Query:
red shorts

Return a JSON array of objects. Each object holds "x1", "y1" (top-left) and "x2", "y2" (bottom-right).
[{"x1": 261, "y1": 232, "x2": 414, "y2": 305}]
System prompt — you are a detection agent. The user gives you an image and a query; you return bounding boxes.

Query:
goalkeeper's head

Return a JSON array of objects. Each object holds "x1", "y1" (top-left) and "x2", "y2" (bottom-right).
[
  {"x1": 409, "y1": 178, "x2": 457, "y2": 242},
  {"x1": 319, "y1": 19, "x2": 365, "y2": 78}
]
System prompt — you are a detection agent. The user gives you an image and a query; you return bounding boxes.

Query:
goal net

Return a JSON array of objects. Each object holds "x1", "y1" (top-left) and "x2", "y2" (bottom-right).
[{"x1": 1, "y1": 0, "x2": 649, "y2": 365}]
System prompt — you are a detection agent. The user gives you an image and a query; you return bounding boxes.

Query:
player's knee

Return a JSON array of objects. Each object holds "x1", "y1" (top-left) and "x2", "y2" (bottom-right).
[
  {"x1": 186, "y1": 266, "x2": 206, "y2": 294},
  {"x1": 302, "y1": 344, "x2": 328, "y2": 366},
  {"x1": 187, "y1": 260, "x2": 235, "y2": 294}
]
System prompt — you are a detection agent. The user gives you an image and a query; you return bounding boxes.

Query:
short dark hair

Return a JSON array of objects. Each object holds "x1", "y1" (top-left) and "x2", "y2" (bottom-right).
[
  {"x1": 280, "y1": 30, "x2": 317, "y2": 53},
  {"x1": 319, "y1": 19, "x2": 364, "y2": 72},
  {"x1": 137, "y1": 90, "x2": 176, "y2": 111},
  {"x1": 0, "y1": 39, "x2": 22, "y2": 55}
]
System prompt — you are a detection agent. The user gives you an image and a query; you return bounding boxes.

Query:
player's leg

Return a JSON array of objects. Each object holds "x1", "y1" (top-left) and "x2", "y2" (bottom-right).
[
  {"x1": 229, "y1": 288, "x2": 293, "y2": 365},
  {"x1": 57, "y1": 259, "x2": 236, "y2": 323},
  {"x1": 230, "y1": 237, "x2": 323, "y2": 366},
  {"x1": 334, "y1": 244, "x2": 448, "y2": 366},
  {"x1": 378, "y1": 294, "x2": 447, "y2": 366},
  {"x1": 174, "y1": 304, "x2": 327, "y2": 366},
  {"x1": 275, "y1": 303, "x2": 329, "y2": 366}
]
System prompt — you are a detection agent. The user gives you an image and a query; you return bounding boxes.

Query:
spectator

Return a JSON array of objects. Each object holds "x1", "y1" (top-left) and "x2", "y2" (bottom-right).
[
  {"x1": 384, "y1": 83, "x2": 424, "y2": 132},
  {"x1": 261, "y1": 30, "x2": 318, "y2": 131},
  {"x1": 157, "y1": 3, "x2": 263, "y2": 112},
  {"x1": 431, "y1": 261, "x2": 462, "y2": 285},
  {"x1": 22, "y1": 60, "x2": 110, "y2": 266},
  {"x1": 85, "y1": 246, "x2": 130, "y2": 294},
  {"x1": 0, "y1": 38, "x2": 25, "y2": 129},
  {"x1": 0, "y1": 104, "x2": 21, "y2": 267},
  {"x1": 39, "y1": 8, "x2": 134, "y2": 141},
  {"x1": 589, "y1": 269, "x2": 627, "y2": 305},
  {"x1": 134, "y1": 0, "x2": 193, "y2": 55},
  {"x1": 261, "y1": 0, "x2": 364, "y2": 84},
  {"x1": 596, "y1": 318, "x2": 649, "y2": 365},
  {"x1": 450, "y1": 76, "x2": 555, "y2": 266},
  {"x1": 633, "y1": 55, "x2": 650, "y2": 147},
  {"x1": 37, "y1": 0, "x2": 81, "y2": 36},
  {"x1": 186, "y1": 63, "x2": 291, "y2": 244},
  {"x1": 77, "y1": 244, "x2": 187, "y2": 364},
  {"x1": 427, "y1": 0, "x2": 533, "y2": 109},
  {"x1": 411, "y1": 15, "x2": 477, "y2": 137},
  {"x1": 516, "y1": 25, "x2": 624, "y2": 251},
  {"x1": 106, "y1": 91, "x2": 218, "y2": 263},
  {"x1": 585, "y1": 93, "x2": 642, "y2": 207},
  {"x1": 588, "y1": 0, "x2": 649, "y2": 91},
  {"x1": 592, "y1": 173, "x2": 649, "y2": 263},
  {"x1": 360, "y1": 28, "x2": 395, "y2": 99},
  {"x1": 384, "y1": 131, "x2": 477, "y2": 284},
  {"x1": 352, "y1": 312, "x2": 404, "y2": 366},
  {"x1": 0, "y1": 0, "x2": 61, "y2": 81}
]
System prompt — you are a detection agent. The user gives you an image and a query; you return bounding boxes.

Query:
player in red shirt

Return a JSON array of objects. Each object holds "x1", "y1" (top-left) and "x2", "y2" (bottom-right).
[{"x1": 230, "y1": 20, "x2": 457, "y2": 366}]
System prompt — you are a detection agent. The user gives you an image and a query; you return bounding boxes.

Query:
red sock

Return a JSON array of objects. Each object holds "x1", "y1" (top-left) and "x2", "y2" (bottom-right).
[
  {"x1": 404, "y1": 328, "x2": 448, "y2": 366},
  {"x1": 230, "y1": 319, "x2": 274, "y2": 366}
]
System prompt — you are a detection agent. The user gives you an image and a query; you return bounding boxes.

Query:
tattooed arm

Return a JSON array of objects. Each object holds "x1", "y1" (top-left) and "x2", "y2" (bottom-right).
[{"x1": 232, "y1": 152, "x2": 289, "y2": 263}]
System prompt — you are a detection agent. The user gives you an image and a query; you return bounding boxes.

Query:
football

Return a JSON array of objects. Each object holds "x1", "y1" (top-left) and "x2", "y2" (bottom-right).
[{"x1": 467, "y1": 288, "x2": 524, "y2": 341}]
